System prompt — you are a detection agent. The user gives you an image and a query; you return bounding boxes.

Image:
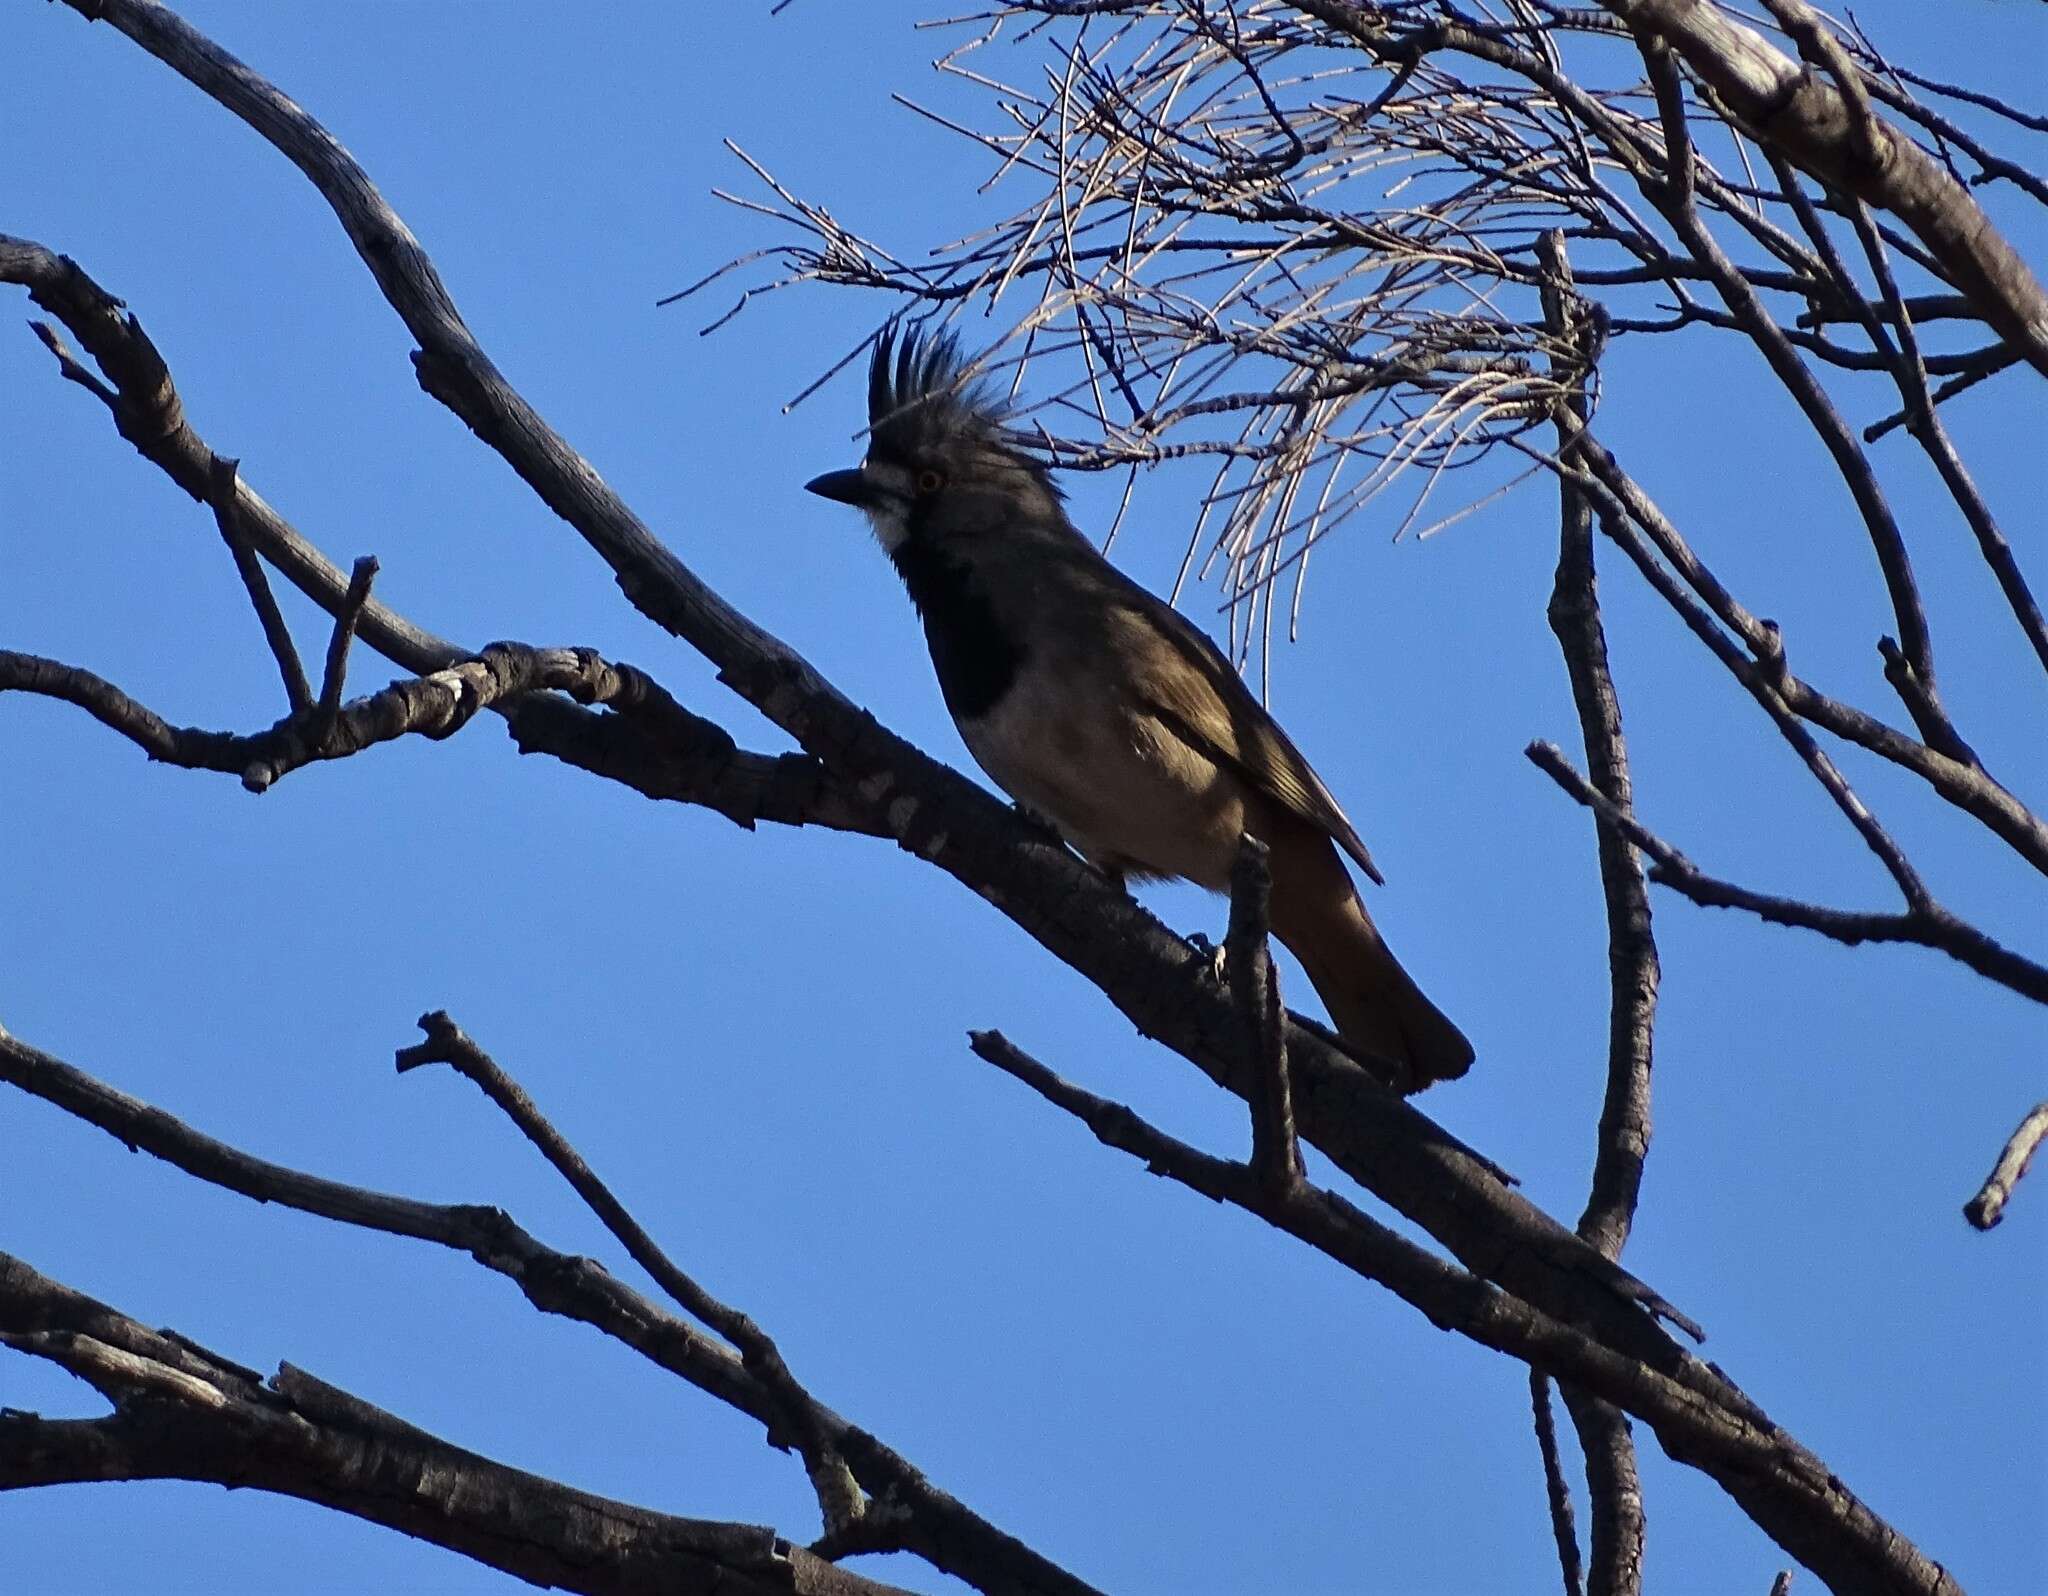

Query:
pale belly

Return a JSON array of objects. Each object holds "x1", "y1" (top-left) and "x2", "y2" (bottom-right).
[{"x1": 957, "y1": 668, "x2": 1242, "y2": 888}]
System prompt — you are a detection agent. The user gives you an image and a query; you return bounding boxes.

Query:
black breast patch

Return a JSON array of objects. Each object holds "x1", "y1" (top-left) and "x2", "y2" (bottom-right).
[{"x1": 888, "y1": 536, "x2": 1023, "y2": 721}]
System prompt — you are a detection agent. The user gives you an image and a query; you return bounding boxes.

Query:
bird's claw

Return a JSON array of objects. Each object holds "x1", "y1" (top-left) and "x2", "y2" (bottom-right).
[{"x1": 1188, "y1": 932, "x2": 1229, "y2": 986}]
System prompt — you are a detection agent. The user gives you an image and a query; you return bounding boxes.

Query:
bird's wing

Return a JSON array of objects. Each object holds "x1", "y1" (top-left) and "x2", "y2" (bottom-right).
[{"x1": 1117, "y1": 590, "x2": 1384, "y2": 886}]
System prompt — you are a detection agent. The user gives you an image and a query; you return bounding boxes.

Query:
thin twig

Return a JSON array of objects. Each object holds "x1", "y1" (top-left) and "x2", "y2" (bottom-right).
[
  {"x1": 1526, "y1": 741, "x2": 2048, "y2": 1007},
  {"x1": 316, "y1": 555, "x2": 380, "y2": 724},
  {"x1": 1555, "y1": 437, "x2": 2048, "y2": 882},
  {"x1": 1531, "y1": 1369, "x2": 1586, "y2": 1596},
  {"x1": 208, "y1": 455, "x2": 312, "y2": 714},
  {"x1": 395, "y1": 1012, "x2": 864, "y2": 1535},
  {"x1": 1227, "y1": 834, "x2": 1304, "y2": 1185}
]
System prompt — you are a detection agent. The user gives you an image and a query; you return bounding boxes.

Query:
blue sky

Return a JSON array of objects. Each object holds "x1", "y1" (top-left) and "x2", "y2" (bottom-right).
[{"x1": 2, "y1": 4, "x2": 2043, "y2": 1593}]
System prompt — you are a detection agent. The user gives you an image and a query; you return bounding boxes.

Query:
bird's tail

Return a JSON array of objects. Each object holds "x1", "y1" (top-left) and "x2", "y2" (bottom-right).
[{"x1": 1267, "y1": 843, "x2": 1473, "y2": 1093}]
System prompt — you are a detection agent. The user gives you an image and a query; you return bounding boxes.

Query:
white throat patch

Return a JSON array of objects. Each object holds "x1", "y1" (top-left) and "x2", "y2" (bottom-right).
[{"x1": 864, "y1": 501, "x2": 911, "y2": 553}]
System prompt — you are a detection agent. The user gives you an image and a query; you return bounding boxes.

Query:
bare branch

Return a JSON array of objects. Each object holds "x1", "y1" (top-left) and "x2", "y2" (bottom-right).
[
  {"x1": 1629, "y1": 48, "x2": 1956, "y2": 753},
  {"x1": 1526, "y1": 741, "x2": 2048, "y2": 1007},
  {"x1": 1540, "y1": 232, "x2": 1651, "y2": 1596},
  {"x1": 1560, "y1": 1388, "x2": 1646, "y2": 1596},
  {"x1": 1760, "y1": 151, "x2": 2048, "y2": 694},
  {"x1": 317, "y1": 554, "x2": 379, "y2": 724},
  {"x1": 1531, "y1": 1370, "x2": 1586, "y2": 1596},
  {"x1": 23, "y1": 9, "x2": 2005, "y2": 1588},
  {"x1": 39, "y1": 3, "x2": 1752, "y2": 1367},
  {"x1": 2, "y1": 237, "x2": 889, "y2": 842},
  {"x1": 0, "y1": 1254, "x2": 913, "y2": 1596},
  {"x1": 1540, "y1": 239, "x2": 1658, "y2": 1268},
  {"x1": 1226, "y1": 834, "x2": 1305, "y2": 1185},
  {"x1": 1559, "y1": 436, "x2": 2048, "y2": 882},
  {"x1": 963, "y1": 1029, "x2": 1959, "y2": 1596},
  {"x1": 1963, "y1": 1102, "x2": 2048, "y2": 1232},
  {"x1": 0, "y1": 1023, "x2": 1103, "y2": 1596},
  {"x1": 1, "y1": 641, "x2": 689, "y2": 796},
  {"x1": 395, "y1": 1012, "x2": 864, "y2": 1538},
  {"x1": 3, "y1": 216, "x2": 1719, "y2": 1419},
  {"x1": 1, "y1": 233, "x2": 454, "y2": 672},
  {"x1": 207, "y1": 454, "x2": 313, "y2": 714},
  {"x1": 1598, "y1": 0, "x2": 2048, "y2": 370}
]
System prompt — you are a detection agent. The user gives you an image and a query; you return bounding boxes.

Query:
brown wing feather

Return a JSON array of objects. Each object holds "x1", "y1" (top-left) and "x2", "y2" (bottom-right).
[{"x1": 1113, "y1": 589, "x2": 1384, "y2": 886}]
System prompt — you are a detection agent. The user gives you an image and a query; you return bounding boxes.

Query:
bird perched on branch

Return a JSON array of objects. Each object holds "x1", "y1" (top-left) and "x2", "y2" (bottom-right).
[{"x1": 806, "y1": 330, "x2": 1473, "y2": 1091}]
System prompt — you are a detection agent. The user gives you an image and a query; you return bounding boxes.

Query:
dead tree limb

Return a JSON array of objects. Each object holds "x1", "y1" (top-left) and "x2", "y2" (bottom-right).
[{"x1": 0, "y1": 1252, "x2": 914, "y2": 1596}]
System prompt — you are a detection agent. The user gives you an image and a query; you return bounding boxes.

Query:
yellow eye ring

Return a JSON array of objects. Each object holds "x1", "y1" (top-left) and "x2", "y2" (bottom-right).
[{"x1": 914, "y1": 468, "x2": 945, "y2": 495}]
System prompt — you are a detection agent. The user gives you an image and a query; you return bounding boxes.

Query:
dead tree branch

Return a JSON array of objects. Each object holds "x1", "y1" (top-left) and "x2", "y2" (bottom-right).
[
  {"x1": 5, "y1": 212, "x2": 1717, "y2": 1422},
  {"x1": 1, "y1": 640, "x2": 689, "y2": 795},
  {"x1": 0, "y1": 233, "x2": 887, "y2": 840},
  {"x1": 963, "y1": 1029, "x2": 1959, "y2": 1596},
  {"x1": 1226, "y1": 834, "x2": 1306, "y2": 1184},
  {"x1": 0, "y1": 1252, "x2": 913, "y2": 1596},
  {"x1": 1526, "y1": 741, "x2": 2048, "y2": 1007},
  {"x1": 316, "y1": 553, "x2": 378, "y2": 724},
  {"x1": 1963, "y1": 1102, "x2": 2048, "y2": 1232},
  {"x1": 0, "y1": 1024, "x2": 1104, "y2": 1596},
  {"x1": 1600, "y1": 0, "x2": 2048, "y2": 370},
  {"x1": 395, "y1": 1012, "x2": 863, "y2": 1539},
  {"x1": 208, "y1": 454, "x2": 313, "y2": 714},
  {"x1": 1532, "y1": 1369, "x2": 1586, "y2": 1596},
  {"x1": 1540, "y1": 231, "x2": 1651, "y2": 1596}
]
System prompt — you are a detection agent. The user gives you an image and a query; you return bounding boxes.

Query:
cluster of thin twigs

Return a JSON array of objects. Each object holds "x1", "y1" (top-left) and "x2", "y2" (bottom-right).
[
  {"x1": 695, "y1": 0, "x2": 2048, "y2": 1125},
  {"x1": 687, "y1": 1, "x2": 2038, "y2": 679}
]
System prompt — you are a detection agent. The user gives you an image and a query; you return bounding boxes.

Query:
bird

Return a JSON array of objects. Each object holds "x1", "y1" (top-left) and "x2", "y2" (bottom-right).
[{"x1": 805, "y1": 330, "x2": 1473, "y2": 1091}]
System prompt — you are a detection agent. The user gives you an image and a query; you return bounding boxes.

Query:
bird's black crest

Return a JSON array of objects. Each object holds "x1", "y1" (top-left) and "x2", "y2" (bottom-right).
[{"x1": 867, "y1": 327, "x2": 1010, "y2": 461}]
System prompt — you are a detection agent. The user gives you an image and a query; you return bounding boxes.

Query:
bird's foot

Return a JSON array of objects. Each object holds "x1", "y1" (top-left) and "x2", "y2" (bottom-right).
[
  {"x1": 1009, "y1": 800, "x2": 1068, "y2": 848},
  {"x1": 1188, "y1": 931, "x2": 1229, "y2": 986}
]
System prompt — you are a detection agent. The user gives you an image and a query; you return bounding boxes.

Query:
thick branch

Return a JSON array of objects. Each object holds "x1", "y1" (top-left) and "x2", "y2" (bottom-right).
[
  {"x1": 1559, "y1": 1387, "x2": 1647, "y2": 1596},
  {"x1": 1596, "y1": 0, "x2": 2048, "y2": 372},
  {"x1": 965, "y1": 1030, "x2": 1960, "y2": 1596},
  {"x1": 0, "y1": 1254, "x2": 910, "y2": 1596}
]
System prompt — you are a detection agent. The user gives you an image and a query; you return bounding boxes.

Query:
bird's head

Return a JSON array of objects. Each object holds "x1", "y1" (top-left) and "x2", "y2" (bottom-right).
[{"x1": 805, "y1": 329, "x2": 1065, "y2": 553}]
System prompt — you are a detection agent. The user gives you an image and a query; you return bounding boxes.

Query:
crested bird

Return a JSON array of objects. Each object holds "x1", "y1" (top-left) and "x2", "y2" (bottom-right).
[{"x1": 806, "y1": 331, "x2": 1473, "y2": 1091}]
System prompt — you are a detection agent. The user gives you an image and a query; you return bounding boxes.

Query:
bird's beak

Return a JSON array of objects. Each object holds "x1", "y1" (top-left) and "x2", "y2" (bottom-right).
[{"x1": 804, "y1": 467, "x2": 877, "y2": 509}]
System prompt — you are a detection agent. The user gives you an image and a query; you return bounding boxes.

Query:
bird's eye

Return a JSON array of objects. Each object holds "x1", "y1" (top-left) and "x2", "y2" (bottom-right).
[{"x1": 914, "y1": 468, "x2": 945, "y2": 495}]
